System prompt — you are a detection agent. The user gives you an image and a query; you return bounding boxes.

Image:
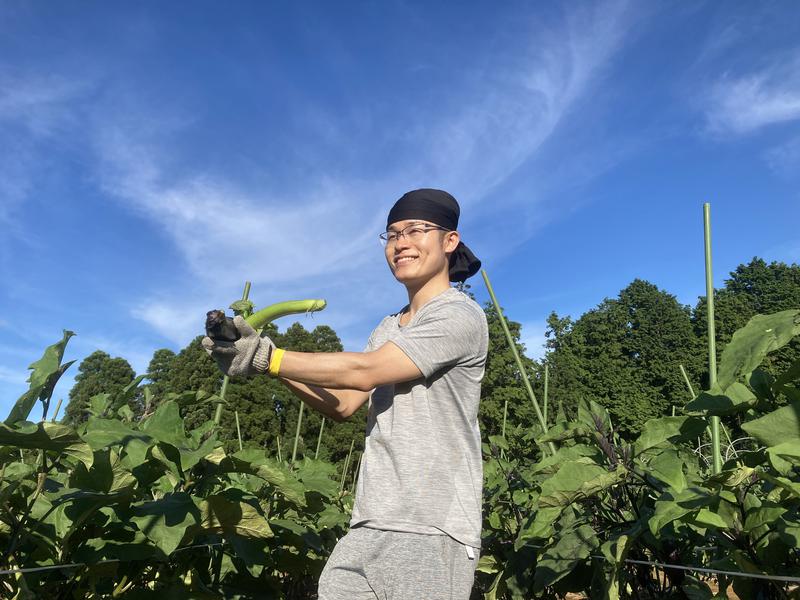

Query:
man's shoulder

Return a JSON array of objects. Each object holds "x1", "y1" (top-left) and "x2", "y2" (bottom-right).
[{"x1": 433, "y1": 289, "x2": 487, "y2": 323}]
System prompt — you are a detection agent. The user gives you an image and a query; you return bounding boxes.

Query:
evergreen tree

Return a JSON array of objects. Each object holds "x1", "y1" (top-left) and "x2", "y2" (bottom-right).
[
  {"x1": 145, "y1": 348, "x2": 176, "y2": 403},
  {"x1": 692, "y1": 258, "x2": 800, "y2": 385},
  {"x1": 479, "y1": 304, "x2": 539, "y2": 441},
  {"x1": 64, "y1": 350, "x2": 136, "y2": 425},
  {"x1": 544, "y1": 280, "x2": 697, "y2": 436}
]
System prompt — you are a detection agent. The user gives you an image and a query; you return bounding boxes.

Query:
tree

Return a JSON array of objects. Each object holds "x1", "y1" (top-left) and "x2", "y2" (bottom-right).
[
  {"x1": 544, "y1": 280, "x2": 697, "y2": 437},
  {"x1": 145, "y1": 348, "x2": 176, "y2": 403},
  {"x1": 692, "y1": 258, "x2": 800, "y2": 385},
  {"x1": 64, "y1": 351, "x2": 136, "y2": 425},
  {"x1": 479, "y1": 304, "x2": 539, "y2": 443}
]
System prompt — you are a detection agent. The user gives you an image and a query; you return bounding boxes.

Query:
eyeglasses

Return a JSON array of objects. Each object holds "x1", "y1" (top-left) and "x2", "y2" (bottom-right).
[{"x1": 379, "y1": 224, "x2": 450, "y2": 246}]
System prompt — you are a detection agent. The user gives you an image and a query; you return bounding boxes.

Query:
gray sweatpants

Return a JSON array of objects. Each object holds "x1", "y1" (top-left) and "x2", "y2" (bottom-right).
[{"x1": 317, "y1": 527, "x2": 479, "y2": 600}]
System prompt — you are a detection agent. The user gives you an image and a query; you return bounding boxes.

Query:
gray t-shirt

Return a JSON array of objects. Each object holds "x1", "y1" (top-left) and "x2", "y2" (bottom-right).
[{"x1": 350, "y1": 287, "x2": 489, "y2": 548}]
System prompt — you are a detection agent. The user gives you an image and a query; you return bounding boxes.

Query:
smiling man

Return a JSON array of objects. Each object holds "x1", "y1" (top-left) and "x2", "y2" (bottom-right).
[{"x1": 202, "y1": 188, "x2": 488, "y2": 599}]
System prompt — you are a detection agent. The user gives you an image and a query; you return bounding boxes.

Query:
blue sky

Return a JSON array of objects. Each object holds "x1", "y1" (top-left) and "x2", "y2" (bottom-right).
[{"x1": 1, "y1": 1, "x2": 799, "y2": 418}]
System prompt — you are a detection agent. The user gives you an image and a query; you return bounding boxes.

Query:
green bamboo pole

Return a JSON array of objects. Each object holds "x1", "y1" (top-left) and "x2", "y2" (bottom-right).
[
  {"x1": 276, "y1": 435, "x2": 283, "y2": 463},
  {"x1": 352, "y1": 451, "x2": 362, "y2": 490},
  {"x1": 315, "y1": 418, "x2": 326, "y2": 459},
  {"x1": 291, "y1": 403, "x2": 305, "y2": 464},
  {"x1": 543, "y1": 363, "x2": 549, "y2": 427},
  {"x1": 482, "y1": 270, "x2": 555, "y2": 455},
  {"x1": 340, "y1": 439, "x2": 355, "y2": 493},
  {"x1": 679, "y1": 364, "x2": 696, "y2": 399},
  {"x1": 214, "y1": 281, "x2": 251, "y2": 426},
  {"x1": 50, "y1": 398, "x2": 63, "y2": 423},
  {"x1": 234, "y1": 410, "x2": 243, "y2": 451},
  {"x1": 721, "y1": 421, "x2": 739, "y2": 459},
  {"x1": 703, "y1": 204, "x2": 723, "y2": 474}
]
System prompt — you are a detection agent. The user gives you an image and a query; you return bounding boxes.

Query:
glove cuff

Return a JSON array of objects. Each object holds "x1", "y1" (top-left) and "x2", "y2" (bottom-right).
[{"x1": 252, "y1": 340, "x2": 272, "y2": 374}]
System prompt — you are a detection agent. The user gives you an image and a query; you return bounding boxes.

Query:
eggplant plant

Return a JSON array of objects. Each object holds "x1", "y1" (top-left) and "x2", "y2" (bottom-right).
[
  {"x1": 0, "y1": 295, "x2": 350, "y2": 599},
  {"x1": 475, "y1": 309, "x2": 800, "y2": 599}
]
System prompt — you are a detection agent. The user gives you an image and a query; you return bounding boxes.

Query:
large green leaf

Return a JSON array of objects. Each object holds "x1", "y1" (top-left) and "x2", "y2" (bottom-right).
[
  {"x1": 530, "y1": 444, "x2": 600, "y2": 476},
  {"x1": 741, "y1": 400, "x2": 800, "y2": 447},
  {"x1": 538, "y1": 461, "x2": 626, "y2": 508},
  {"x1": 685, "y1": 382, "x2": 757, "y2": 416},
  {"x1": 533, "y1": 524, "x2": 597, "y2": 592},
  {"x1": 5, "y1": 330, "x2": 75, "y2": 424},
  {"x1": 0, "y1": 421, "x2": 92, "y2": 467},
  {"x1": 195, "y1": 492, "x2": 272, "y2": 539},
  {"x1": 717, "y1": 310, "x2": 800, "y2": 389},
  {"x1": 539, "y1": 422, "x2": 592, "y2": 443},
  {"x1": 633, "y1": 416, "x2": 707, "y2": 456},
  {"x1": 295, "y1": 458, "x2": 340, "y2": 498},
  {"x1": 130, "y1": 492, "x2": 199, "y2": 555},
  {"x1": 82, "y1": 418, "x2": 154, "y2": 465},
  {"x1": 649, "y1": 487, "x2": 708, "y2": 534},
  {"x1": 744, "y1": 503, "x2": 786, "y2": 533},
  {"x1": 515, "y1": 506, "x2": 561, "y2": 549},
  {"x1": 140, "y1": 400, "x2": 187, "y2": 448},
  {"x1": 648, "y1": 449, "x2": 687, "y2": 492},
  {"x1": 577, "y1": 398, "x2": 612, "y2": 433},
  {"x1": 205, "y1": 448, "x2": 307, "y2": 507}
]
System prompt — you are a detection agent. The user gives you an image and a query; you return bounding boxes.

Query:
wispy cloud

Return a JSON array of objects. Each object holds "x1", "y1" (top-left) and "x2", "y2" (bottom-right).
[
  {"x1": 0, "y1": 72, "x2": 91, "y2": 229},
  {"x1": 704, "y1": 54, "x2": 800, "y2": 135},
  {"x1": 0, "y1": 364, "x2": 28, "y2": 386},
  {"x1": 0, "y1": 72, "x2": 86, "y2": 136}
]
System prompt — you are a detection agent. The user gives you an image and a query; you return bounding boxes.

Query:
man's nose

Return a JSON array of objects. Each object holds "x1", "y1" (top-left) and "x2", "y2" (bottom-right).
[{"x1": 394, "y1": 234, "x2": 412, "y2": 250}]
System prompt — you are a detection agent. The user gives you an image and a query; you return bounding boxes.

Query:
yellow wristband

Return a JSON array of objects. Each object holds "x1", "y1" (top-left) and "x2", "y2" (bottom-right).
[{"x1": 268, "y1": 348, "x2": 285, "y2": 377}]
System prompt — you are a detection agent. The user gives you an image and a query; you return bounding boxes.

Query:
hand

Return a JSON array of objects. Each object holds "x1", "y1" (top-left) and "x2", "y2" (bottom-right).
[{"x1": 202, "y1": 316, "x2": 276, "y2": 378}]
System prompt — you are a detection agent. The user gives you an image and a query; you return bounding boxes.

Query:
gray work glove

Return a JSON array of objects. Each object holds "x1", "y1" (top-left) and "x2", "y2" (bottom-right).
[{"x1": 201, "y1": 315, "x2": 276, "y2": 378}]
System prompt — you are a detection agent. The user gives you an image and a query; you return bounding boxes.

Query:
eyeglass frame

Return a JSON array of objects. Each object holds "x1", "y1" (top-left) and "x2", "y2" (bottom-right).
[{"x1": 379, "y1": 222, "x2": 452, "y2": 246}]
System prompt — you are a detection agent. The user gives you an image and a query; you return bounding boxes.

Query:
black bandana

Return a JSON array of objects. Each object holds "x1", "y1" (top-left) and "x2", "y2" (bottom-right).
[{"x1": 386, "y1": 188, "x2": 481, "y2": 282}]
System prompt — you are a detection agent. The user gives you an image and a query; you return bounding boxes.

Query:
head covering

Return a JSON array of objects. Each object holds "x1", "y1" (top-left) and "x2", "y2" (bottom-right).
[{"x1": 386, "y1": 188, "x2": 481, "y2": 282}]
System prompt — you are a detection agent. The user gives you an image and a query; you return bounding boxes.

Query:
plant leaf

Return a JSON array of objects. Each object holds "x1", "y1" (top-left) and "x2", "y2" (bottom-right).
[
  {"x1": 717, "y1": 310, "x2": 800, "y2": 389},
  {"x1": 742, "y1": 400, "x2": 800, "y2": 447},
  {"x1": 634, "y1": 416, "x2": 707, "y2": 455}
]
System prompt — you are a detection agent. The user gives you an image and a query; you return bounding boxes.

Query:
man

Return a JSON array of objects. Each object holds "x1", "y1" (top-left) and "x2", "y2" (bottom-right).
[{"x1": 203, "y1": 188, "x2": 488, "y2": 599}]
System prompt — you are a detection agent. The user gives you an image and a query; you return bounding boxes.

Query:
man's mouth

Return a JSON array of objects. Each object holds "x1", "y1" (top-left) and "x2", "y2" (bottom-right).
[{"x1": 394, "y1": 256, "x2": 417, "y2": 266}]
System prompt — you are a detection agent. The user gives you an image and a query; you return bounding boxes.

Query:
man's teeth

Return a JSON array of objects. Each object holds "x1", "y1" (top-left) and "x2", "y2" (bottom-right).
[{"x1": 396, "y1": 257, "x2": 416, "y2": 264}]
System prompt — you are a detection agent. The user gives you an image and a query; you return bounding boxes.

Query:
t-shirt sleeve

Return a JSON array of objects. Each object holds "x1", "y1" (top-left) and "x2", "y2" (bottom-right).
[{"x1": 387, "y1": 302, "x2": 484, "y2": 379}]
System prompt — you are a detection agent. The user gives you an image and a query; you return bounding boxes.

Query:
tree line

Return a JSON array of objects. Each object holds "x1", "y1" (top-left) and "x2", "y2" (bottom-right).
[{"x1": 63, "y1": 257, "x2": 800, "y2": 460}]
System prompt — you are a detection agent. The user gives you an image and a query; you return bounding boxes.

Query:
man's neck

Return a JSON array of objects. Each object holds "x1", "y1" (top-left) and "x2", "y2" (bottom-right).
[{"x1": 403, "y1": 274, "x2": 452, "y2": 321}]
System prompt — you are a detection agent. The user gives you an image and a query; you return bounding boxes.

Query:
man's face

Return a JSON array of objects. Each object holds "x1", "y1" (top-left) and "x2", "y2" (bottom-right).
[{"x1": 383, "y1": 219, "x2": 460, "y2": 286}]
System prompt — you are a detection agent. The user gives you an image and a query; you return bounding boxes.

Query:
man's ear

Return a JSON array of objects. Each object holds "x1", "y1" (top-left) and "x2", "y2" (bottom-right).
[{"x1": 444, "y1": 230, "x2": 461, "y2": 252}]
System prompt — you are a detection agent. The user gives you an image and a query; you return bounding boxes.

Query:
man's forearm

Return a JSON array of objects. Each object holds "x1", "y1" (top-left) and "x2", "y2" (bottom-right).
[
  {"x1": 278, "y1": 377, "x2": 368, "y2": 422},
  {"x1": 278, "y1": 351, "x2": 374, "y2": 391}
]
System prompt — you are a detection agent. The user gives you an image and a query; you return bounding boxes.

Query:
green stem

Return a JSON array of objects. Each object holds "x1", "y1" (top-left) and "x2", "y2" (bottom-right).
[
  {"x1": 352, "y1": 450, "x2": 363, "y2": 489},
  {"x1": 291, "y1": 403, "x2": 304, "y2": 464},
  {"x1": 543, "y1": 363, "x2": 549, "y2": 428},
  {"x1": 276, "y1": 435, "x2": 282, "y2": 463},
  {"x1": 315, "y1": 417, "x2": 326, "y2": 459},
  {"x1": 213, "y1": 377, "x2": 229, "y2": 426},
  {"x1": 679, "y1": 364, "x2": 696, "y2": 399},
  {"x1": 340, "y1": 439, "x2": 355, "y2": 493},
  {"x1": 234, "y1": 410, "x2": 243, "y2": 452},
  {"x1": 482, "y1": 270, "x2": 555, "y2": 455},
  {"x1": 50, "y1": 398, "x2": 63, "y2": 423},
  {"x1": 704, "y1": 203, "x2": 722, "y2": 475}
]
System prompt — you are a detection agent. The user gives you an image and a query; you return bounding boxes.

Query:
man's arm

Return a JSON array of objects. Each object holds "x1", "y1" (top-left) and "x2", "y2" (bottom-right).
[
  {"x1": 277, "y1": 342, "x2": 423, "y2": 393},
  {"x1": 277, "y1": 378, "x2": 369, "y2": 422}
]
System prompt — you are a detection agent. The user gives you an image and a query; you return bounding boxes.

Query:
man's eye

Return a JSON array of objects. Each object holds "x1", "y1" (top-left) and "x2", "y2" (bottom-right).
[{"x1": 407, "y1": 227, "x2": 425, "y2": 236}]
